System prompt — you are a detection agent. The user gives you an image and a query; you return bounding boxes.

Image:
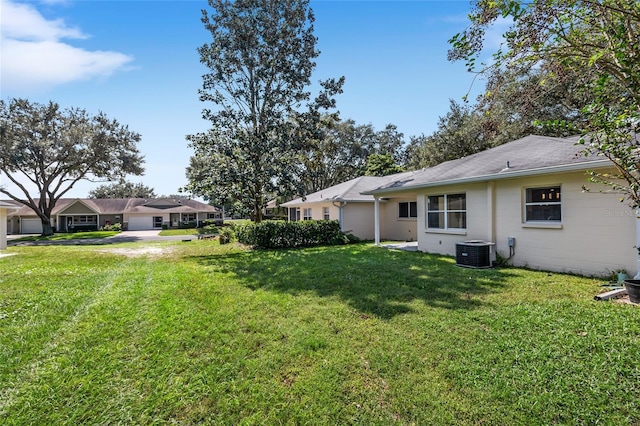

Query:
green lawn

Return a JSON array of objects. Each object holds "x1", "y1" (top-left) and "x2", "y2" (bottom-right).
[
  {"x1": 9, "y1": 230, "x2": 119, "y2": 242},
  {"x1": 0, "y1": 242, "x2": 638, "y2": 424},
  {"x1": 158, "y1": 228, "x2": 200, "y2": 236}
]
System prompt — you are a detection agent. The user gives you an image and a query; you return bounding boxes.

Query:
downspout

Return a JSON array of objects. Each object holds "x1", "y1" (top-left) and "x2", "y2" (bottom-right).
[
  {"x1": 374, "y1": 197, "x2": 380, "y2": 246},
  {"x1": 331, "y1": 201, "x2": 347, "y2": 232}
]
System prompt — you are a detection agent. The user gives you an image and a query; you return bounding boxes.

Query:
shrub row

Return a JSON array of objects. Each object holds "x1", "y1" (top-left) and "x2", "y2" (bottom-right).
[{"x1": 233, "y1": 220, "x2": 353, "y2": 249}]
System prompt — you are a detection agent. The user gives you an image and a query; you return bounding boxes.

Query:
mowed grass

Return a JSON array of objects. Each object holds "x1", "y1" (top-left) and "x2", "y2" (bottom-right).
[
  {"x1": 0, "y1": 241, "x2": 638, "y2": 424},
  {"x1": 9, "y1": 230, "x2": 119, "y2": 242},
  {"x1": 158, "y1": 228, "x2": 200, "y2": 236}
]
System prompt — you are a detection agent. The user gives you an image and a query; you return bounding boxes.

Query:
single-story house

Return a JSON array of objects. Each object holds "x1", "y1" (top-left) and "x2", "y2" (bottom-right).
[
  {"x1": 362, "y1": 134, "x2": 638, "y2": 277},
  {"x1": 281, "y1": 171, "x2": 422, "y2": 241},
  {"x1": 0, "y1": 200, "x2": 20, "y2": 249},
  {"x1": 4, "y1": 198, "x2": 222, "y2": 234}
]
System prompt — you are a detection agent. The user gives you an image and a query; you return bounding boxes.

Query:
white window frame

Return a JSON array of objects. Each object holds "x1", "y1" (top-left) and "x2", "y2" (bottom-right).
[
  {"x1": 323, "y1": 207, "x2": 330, "y2": 220},
  {"x1": 303, "y1": 208, "x2": 312, "y2": 220},
  {"x1": 398, "y1": 201, "x2": 417, "y2": 219},
  {"x1": 524, "y1": 186, "x2": 561, "y2": 223},
  {"x1": 289, "y1": 207, "x2": 300, "y2": 221},
  {"x1": 75, "y1": 215, "x2": 96, "y2": 224},
  {"x1": 426, "y1": 193, "x2": 466, "y2": 230}
]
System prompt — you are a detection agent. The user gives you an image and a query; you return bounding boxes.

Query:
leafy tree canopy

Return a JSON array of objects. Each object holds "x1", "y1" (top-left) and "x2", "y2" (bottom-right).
[
  {"x1": 449, "y1": 0, "x2": 640, "y2": 207},
  {"x1": 185, "y1": 0, "x2": 343, "y2": 222},
  {"x1": 88, "y1": 181, "x2": 156, "y2": 199},
  {"x1": 0, "y1": 98, "x2": 144, "y2": 235},
  {"x1": 297, "y1": 114, "x2": 405, "y2": 193},
  {"x1": 364, "y1": 153, "x2": 404, "y2": 177}
]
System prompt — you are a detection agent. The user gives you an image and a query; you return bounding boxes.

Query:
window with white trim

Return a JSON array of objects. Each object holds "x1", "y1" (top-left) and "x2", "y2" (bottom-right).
[
  {"x1": 525, "y1": 186, "x2": 561, "y2": 222},
  {"x1": 289, "y1": 207, "x2": 300, "y2": 221},
  {"x1": 75, "y1": 215, "x2": 96, "y2": 224},
  {"x1": 183, "y1": 213, "x2": 197, "y2": 221},
  {"x1": 427, "y1": 194, "x2": 466, "y2": 230},
  {"x1": 398, "y1": 201, "x2": 417, "y2": 218},
  {"x1": 303, "y1": 208, "x2": 312, "y2": 220},
  {"x1": 323, "y1": 207, "x2": 330, "y2": 220}
]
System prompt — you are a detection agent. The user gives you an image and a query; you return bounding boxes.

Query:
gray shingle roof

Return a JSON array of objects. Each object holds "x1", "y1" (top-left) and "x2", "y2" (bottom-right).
[
  {"x1": 3, "y1": 198, "x2": 220, "y2": 216},
  {"x1": 282, "y1": 171, "x2": 419, "y2": 206},
  {"x1": 364, "y1": 135, "x2": 611, "y2": 194}
]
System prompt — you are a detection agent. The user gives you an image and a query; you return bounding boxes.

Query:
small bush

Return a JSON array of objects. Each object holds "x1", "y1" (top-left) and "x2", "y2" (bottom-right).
[
  {"x1": 100, "y1": 223, "x2": 122, "y2": 232},
  {"x1": 199, "y1": 224, "x2": 219, "y2": 234},
  {"x1": 234, "y1": 220, "x2": 350, "y2": 249},
  {"x1": 178, "y1": 221, "x2": 198, "y2": 229},
  {"x1": 218, "y1": 227, "x2": 235, "y2": 244}
]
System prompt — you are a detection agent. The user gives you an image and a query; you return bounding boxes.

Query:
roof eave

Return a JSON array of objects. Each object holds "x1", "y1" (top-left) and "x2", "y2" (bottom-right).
[{"x1": 364, "y1": 160, "x2": 612, "y2": 195}]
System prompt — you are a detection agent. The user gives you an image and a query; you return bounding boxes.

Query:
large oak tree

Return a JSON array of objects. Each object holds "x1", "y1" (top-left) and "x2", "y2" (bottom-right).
[{"x1": 0, "y1": 98, "x2": 144, "y2": 235}]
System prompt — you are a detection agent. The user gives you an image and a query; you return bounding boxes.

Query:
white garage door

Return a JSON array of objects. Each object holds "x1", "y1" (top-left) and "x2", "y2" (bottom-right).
[
  {"x1": 22, "y1": 218, "x2": 43, "y2": 234},
  {"x1": 127, "y1": 216, "x2": 153, "y2": 231}
]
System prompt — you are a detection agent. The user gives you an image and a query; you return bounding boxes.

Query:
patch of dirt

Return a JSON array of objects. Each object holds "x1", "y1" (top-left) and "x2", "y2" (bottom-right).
[{"x1": 100, "y1": 246, "x2": 172, "y2": 257}]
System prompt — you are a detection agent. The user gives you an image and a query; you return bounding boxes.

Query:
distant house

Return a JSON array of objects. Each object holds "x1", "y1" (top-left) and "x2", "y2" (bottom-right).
[
  {"x1": 4, "y1": 198, "x2": 222, "y2": 234},
  {"x1": 363, "y1": 135, "x2": 638, "y2": 277},
  {"x1": 281, "y1": 172, "x2": 421, "y2": 241},
  {"x1": 0, "y1": 201, "x2": 20, "y2": 249}
]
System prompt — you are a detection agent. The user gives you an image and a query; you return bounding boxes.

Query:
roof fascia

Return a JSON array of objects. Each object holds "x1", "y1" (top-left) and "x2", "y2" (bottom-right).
[{"x1": 364, "y1": 160, "x2": 612, "y2": 195}]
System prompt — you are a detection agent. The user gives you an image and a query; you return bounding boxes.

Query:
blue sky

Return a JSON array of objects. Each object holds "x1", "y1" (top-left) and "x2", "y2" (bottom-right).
[{"x1": 0, "y1": 0, "x2": 493, "y2": 198}]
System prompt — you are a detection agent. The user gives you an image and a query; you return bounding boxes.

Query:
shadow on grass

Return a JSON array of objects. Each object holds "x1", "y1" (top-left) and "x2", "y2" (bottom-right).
[{"x1": 190, "y1": 244, "x2": 516, "y2": 319}]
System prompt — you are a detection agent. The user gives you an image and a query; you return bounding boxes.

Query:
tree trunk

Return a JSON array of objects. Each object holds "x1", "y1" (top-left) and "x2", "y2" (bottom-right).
[{"x1": 41, "y1": 218, "x2": 54, "y2": 237}]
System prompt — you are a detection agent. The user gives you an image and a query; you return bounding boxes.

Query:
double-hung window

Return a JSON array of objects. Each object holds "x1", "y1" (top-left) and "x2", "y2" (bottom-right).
[
  {"x1": 323, "y1": 207, "x2": 330, "y2": 220},
  {"x1": 398, "y1": 201, "x2": 417, "y2": 218},
  {"x1": 427, "y1": 194, "x2": 466, "y2": 230},
  {"x1": 303, "y1": 208, "x2": 312, "y2": 220},
  {"x1": 525, "y1": 186, "x2": 561, "y2": 222}
]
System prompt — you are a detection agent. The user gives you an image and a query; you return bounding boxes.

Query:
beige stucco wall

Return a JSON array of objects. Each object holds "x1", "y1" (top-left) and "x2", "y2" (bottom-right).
[
  {"x1": 493, "y1": 172, "x2": 636, "y2": 277},
  {"x1": 343, "y1": 202, "x2": 375, "y2": 240},
  {"x1": 414, "y1": 172, "x2": 637, "y2": 277},
  {"x1": 0, "y1": 208, "x2": 7, "y2": 250},
  {"x1": 379, "y1": 199, "x2": 418, "y2": 241},
  {"x1": 417, "y1": 182, "x2": 489, "y2": 254}
]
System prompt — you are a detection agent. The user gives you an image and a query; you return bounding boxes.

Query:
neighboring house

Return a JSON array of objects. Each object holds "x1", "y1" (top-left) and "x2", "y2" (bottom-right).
[
  {"x1": 281, "y1": 172, "x2": 421, "y2": 241},
  {"x1": 4, "y1": 198, "x2": 222, "y2": 234},
  {"x1": 0, "y1": 200, "x2": 20, "y2": 250},
  {"x1": 362, "y1": 135, "x2": 638, "y2": 277}
]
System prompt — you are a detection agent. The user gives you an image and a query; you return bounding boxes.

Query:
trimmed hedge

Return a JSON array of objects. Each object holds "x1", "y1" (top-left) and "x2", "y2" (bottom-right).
[{"x1": 234, "y1": 220, "x2": 351, "y2": 249}]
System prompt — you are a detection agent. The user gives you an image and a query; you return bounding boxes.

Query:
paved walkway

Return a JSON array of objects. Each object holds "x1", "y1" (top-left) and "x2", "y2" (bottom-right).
[{"x1": 382, "y1": 241, "x2": 418, "y2": 251}]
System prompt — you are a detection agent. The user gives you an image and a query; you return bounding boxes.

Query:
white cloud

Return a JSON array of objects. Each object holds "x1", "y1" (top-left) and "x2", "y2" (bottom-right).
[{"x1": 0, "y1": 0, "x2": 133, "y2": 92}]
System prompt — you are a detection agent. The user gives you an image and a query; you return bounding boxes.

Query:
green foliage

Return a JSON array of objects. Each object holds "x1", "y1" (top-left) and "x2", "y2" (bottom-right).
[
  {"x1": 186, "y1": 0, "x2": 343, "y2": 222},
  {"x1": 448, "y1": 0, "x2": 640, "y2": 208},
  {"x1": 218, "y1": 227, "x2": 235, "y2": 244},
  {"x1": 88, "y1": 181, "x2": 156, "y2": 199},
  {"x1": 298, "y1": 116, "x2": 406, "y2": 193},
  {"x1": 100, "y1": 222, "x2": 122, "y2": 232},
  {"x1": 0, "y1": 98, "x2": 144, "y2": 236},
  {"x1": 178, "y1": 221, "x2": 198, "y2": 229},
  {"x1": 403, "y1": 100, "x2": 493, "y2": 169},
  {"x1": 364, "y1": 153, "x2": 404, "y2": 176},
  {"x1": 234, "y1": 219, "x2": 349, "y2": 249}
]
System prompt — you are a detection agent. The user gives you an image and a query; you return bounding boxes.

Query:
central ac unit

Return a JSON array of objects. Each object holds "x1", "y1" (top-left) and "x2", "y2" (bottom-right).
[{"x1": 455, "y1": 241, "x2": 495, "y2": 268}]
